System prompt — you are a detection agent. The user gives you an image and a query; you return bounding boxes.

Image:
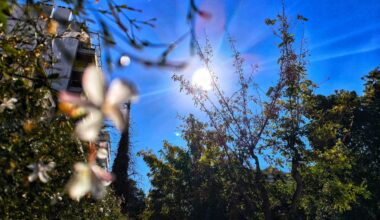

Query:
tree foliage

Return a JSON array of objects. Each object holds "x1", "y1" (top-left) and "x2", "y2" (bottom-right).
[{"x1": 140, "y1": 115, "x2": 261, "y2": 219}]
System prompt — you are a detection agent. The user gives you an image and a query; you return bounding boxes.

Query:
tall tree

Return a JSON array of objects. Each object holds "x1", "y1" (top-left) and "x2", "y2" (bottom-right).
[
  {"x1": 299, "y1": 82, "x2": 376, "y2": 218},
  {"x1": 345, "y1": 68, "x2": 380, "y2": 218},
  {"x1": 263, "y1": 6, "x2": 312, "y2": 218},
  {"x1": 112, "y1": 102, "x2": 132, "y2": 213}
]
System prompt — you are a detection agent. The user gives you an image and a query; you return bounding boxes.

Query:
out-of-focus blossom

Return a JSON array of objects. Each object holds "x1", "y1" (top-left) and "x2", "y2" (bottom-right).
[
  {"x1": 58, "y1": 102, "x2": 86, "y2": 118},
  {"x1": 27, "y1": 161, "x2": 56, "y2": 183},
  {"x1": 47, "y1": 19, "x2": 58, "y2": 35},
  {"x1": 59, "y1": 65, "x2": 137, "y2": 141},
  {"x1": 50, "y1": 192, "x2": 64, "y2": 205},
  {"x1": 23, "y1": 120, "x2": 35, "y2": 133},
  {"x1": 97, "y1": 141, "x2": 109, "y2": 159},
  {"x1": 97, "y1": 148, "x2": 108, "y2": 159},
  {"x1": 0, "y1": 97, "x2": 17, "y2": 113},
  {"x1": 66, "y1": 162, "x2": 114, "y2": 201},
  {"x1": 99, "y1": 141, "x2": 108, "y2": 148},
  {"x1": 36, "y1": 91, "x2": 55, "y2": 109}
]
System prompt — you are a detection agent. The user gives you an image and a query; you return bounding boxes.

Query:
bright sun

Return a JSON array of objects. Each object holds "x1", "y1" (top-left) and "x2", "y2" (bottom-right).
[{"x1": 192, "y1": 68, "x2": 213, "y2": 91}]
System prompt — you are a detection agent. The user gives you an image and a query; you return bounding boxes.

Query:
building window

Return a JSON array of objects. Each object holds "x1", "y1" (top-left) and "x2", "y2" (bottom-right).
[{"x1": 67, "y1": 70, "x2": 83, "y2": 92}]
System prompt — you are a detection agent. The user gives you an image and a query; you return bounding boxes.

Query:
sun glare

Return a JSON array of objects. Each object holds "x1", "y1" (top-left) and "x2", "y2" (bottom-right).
[{"x1": 192, "y1": 68, "x2": 213, "y2": 91}]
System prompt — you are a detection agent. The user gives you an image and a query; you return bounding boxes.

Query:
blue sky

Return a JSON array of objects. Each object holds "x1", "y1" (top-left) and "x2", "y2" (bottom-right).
[{"x1": 100, "y1": 0, "x2": 380, "y2": 191}]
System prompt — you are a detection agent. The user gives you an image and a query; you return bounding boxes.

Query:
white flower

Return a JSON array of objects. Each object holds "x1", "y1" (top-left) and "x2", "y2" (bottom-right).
[
  {"x1": 27, "y1": 161, "x2": 56, "y2": 183},
  {"x1": 66, "y1": 162, "x2": 114, "y2": 201},
  {"x1": 59, "y1": 65, "x2": 137, "y2": 141},
  {"x1": 0, "y1": 97, "x2": 17, "y2": 113}
]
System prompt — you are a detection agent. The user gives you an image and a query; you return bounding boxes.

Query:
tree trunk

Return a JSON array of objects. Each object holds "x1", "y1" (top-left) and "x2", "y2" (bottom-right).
[
  {"x1": 289, "y1": 159, "x2": 303, "y2": 215},
  {"x1": 252, "y1": 153, "x2": 273, "y2": 220},
  {"x1": 111, "y1": 102, "x2": 131, "y2": 214}
]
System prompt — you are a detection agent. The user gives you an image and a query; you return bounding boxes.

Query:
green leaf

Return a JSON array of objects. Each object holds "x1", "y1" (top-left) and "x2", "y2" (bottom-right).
[
  {"x1": 0, "y1": 1, "x2": 9, "y2": 31},
  {"x1": 266, "y1": 86, "x2": 274, "y2": 96},
  {"x1": 265, "y1": 18, "x2": 276, "y2": 25}
]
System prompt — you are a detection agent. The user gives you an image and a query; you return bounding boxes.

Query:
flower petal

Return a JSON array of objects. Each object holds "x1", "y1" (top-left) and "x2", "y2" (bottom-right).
[
  {"x1": 102, "y1": 80, "x2": 137, "y2": 130},
  {"x1": 38, "y1": 171, "x2": 50, "y2": 183},
  {"x1": 91, "y1": 165, "x2": 114, "y2": 182},
  {"x1": 105, "y1": 79, "x2": 138, "y2": 107},
  {"x1": 7, "y1": 104, "x2": 15, "y2": 110},
  {"x1": 82, "y1": 65, "x2": 105, "y2": 107},
  {"x1": 27, "y1": 163, "x2": 37, "y2": 170},
  {"x1": 28, "y1": 173, "x2": 38, "y2": 182},
  {"x1": 97, "y1": 148, "x2": 108, "y2": 159},
  {"x1": 66, "y1": 163, "x2": 92, "y2": 201},
  {"x1": 46, "y1": 162, "x2": 56, "y2": 171},
  {"x1": 75, "y1": 108, "x2": 103, "y2": 141},
  {"x1": 58, "y1": 102, "x2": 86, "y2": 118},
  {"x1": 58, "y1": 91, "x2": 85, "y2": 106},
  {"x1": 103, "y1": 105, "x2": 125, "y2": 131},
  {"x1": 102, "y1": 180, "x2": 112, "y2": 186},
  {"x1": 9, "y1": 98, "x2": 17, "y2": 103}
]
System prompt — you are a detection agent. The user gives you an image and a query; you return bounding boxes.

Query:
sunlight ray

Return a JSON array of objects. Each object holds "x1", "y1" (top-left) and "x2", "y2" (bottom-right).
[
  {"x1": 310, "y1": 24, "x2": 380, "y2": 50},
  {"x1": 139, "y1": 87, "x2": 176, "y2": 98},
  {"x1": 311, "y1": 44, "x2": 380, "y2": 62}
]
